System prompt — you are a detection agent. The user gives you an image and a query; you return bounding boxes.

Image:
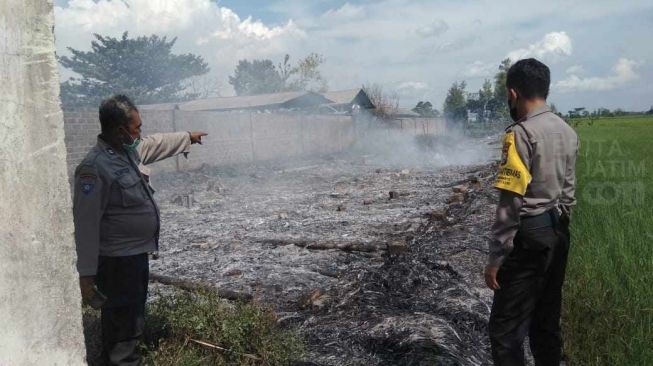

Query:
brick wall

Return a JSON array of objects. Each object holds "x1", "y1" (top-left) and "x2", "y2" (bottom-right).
[{"x1": 63, "y1": 108, "x2": 100, "y2": 178}]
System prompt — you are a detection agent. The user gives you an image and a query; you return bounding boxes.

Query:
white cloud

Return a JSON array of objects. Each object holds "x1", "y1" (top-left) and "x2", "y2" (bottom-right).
[
  {"x1": 565, "y1": 64, "x2": 585, "y2": 75},
  {"x1": 397, "y1": 81, "x2": 429, "y2": 91},
  {"x1": 555, "y1": 58, "x2": 641, "y2": 92},
  {"x1": 463, "y1": 61, "x2": 495, "y2": 78},
  {"x1": 416, "y1": 20, "x2": 449, "y2": 38},
  {"x1": 507, "y1": 31, "x2": 572, "y2": 62},
  {"x1": 394, "y1": 81, "x2": 431, "y2": 100},
  {"x1": 322, "y1": 3, "x2": 365, "y2": 20}
]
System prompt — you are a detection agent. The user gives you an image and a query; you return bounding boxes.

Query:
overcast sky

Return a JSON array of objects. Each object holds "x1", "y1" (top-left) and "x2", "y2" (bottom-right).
[{"x1": 53, "y1": 0, "x2": 653, "y2": 112}]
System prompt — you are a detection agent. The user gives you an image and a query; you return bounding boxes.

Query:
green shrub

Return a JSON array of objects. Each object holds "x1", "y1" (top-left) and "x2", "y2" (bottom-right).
[{"x1": 143, "y1": 289, "x2": 306, "y2": 366}]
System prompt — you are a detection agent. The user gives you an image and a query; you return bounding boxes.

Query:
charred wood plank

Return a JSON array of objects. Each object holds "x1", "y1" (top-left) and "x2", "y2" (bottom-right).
[{"x1": 254, "y1": 237, "x2": 386, "y2": 253}]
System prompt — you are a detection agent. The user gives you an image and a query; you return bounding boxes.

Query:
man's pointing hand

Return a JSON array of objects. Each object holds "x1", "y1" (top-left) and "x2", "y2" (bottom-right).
[{"x1": 189, "y1": 131, "x2": 208, "y2": 144}]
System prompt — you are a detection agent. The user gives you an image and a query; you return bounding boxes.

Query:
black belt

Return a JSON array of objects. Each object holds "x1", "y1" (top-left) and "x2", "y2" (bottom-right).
[{"x1": 520, "y1": 209, "x2": 559, "y2": 230}]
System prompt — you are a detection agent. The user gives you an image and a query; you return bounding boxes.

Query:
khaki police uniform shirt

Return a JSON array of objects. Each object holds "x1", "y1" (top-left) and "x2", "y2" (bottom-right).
[
  {"x1": 489, "y1": 105, "x2": 579, "y2": 267},
  {"x1": 74, "y1": 132, "x2": 191, "y2": 276}
]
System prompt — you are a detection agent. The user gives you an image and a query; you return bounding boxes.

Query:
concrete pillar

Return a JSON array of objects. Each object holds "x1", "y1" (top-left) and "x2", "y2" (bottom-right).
[{"x1": 0, "y1": 1, "x2": 86, "y2": 365}]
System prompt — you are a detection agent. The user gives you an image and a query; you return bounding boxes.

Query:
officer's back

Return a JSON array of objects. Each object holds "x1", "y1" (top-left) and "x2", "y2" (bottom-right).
[
  {"x1": 511, "y1": 104, "x2": 578, "y2": 217},
  {"x1": 485, "y1": 58, "x2": 578, "y2": 366}
]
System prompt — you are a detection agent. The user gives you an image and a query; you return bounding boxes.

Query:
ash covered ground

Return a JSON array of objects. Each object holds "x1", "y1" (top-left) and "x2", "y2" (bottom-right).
[{"x1": 150, "y1": 133, "x2": 501, "y2": 365}]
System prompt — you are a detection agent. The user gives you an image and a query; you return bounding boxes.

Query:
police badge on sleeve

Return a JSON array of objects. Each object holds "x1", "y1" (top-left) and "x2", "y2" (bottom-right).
[{"x1": 80, "y1": 175, "x2": 96, "y2": 195}]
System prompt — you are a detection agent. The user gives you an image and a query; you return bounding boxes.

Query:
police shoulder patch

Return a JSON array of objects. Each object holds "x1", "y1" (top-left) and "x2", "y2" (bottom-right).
[
  {"x1": 79, "y1": 174, "x2": 97, "y2": 195},
  {"x1": 78, "y1": 164, "x2": 98, "y2": 195},
  {"x1": 494, "y1": 131, "x2": 532, "y2": 196}
]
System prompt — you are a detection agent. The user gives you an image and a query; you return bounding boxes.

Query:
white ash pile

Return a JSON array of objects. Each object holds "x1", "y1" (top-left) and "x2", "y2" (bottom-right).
[{"x1": 147, "y1": 137, "x2": 499, "y2": 365}]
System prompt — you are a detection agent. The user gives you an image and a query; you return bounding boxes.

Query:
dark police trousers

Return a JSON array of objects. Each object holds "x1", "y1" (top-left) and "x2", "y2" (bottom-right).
[
  {"x1": 96, "y1": 253, "x2": 149, "y2": 366},
  {"x1": 489, "y1": 210, "x2": 570, "y2": 366}
]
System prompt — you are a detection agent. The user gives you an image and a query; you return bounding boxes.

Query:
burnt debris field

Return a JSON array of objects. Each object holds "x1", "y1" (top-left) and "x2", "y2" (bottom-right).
[{"x1": 149, "y1": 135, "x2": 500, "y2": 365}]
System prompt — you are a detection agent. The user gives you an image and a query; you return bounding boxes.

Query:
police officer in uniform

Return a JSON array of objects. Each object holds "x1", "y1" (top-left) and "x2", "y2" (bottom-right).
[
  {"x1": 74, "y1": 95, "x2": 207, "y2": 365},
  {"x1": 484, "y1": 59, "x2": 578, "y2": 365}
]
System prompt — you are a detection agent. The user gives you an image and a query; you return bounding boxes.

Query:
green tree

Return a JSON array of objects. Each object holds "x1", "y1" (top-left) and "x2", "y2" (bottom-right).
[
  {"x1": 470, "y1": 79, "x2": 494, "y2": 123},
  {"x1": 613, "y1": 108, "x2": 627, "y2": 116},
  {"x1": 228, "y1": 59, "x2": 284, "y2": 96},
  {"x1": 229, "y1": 53, "x2": 326, "y2": 96},
  {"x1": 443, "y1": 81, "x2": 468, "y2": 123},
  {"x1": 491, "y1": 58, "x2": 512, "y2": 121},
  {"x1": 412, "y1": 101, "x2": 440, "y2": 117},
  {"x1": 286, "y1": 53, "x2": 327, "y2": 92},
  {"x1": 597, "y1": 108, "x2": 613, "y2": 117},
  {"x1": 59, "y1": 32, "x2": 209, "y2": 106}
]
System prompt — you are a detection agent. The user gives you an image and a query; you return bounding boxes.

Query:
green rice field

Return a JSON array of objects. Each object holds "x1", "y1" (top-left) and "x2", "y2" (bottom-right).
[{"x1": 563, "y1": 115, "x2": 653, "y2": 364}]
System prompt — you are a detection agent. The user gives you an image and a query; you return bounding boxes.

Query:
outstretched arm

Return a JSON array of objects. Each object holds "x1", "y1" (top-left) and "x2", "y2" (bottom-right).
[{"x1": 137, "y1": 131, "x2": 207, "y2": 165}]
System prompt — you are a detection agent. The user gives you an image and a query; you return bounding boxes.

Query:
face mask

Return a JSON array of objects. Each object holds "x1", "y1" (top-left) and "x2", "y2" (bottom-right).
[
  {"x1": 507, "y1": 97, "x2": 520, "y2": 122},
  {"x1": 123, "y1": 137, "x2": 141, "y2": 151},
  {"x1": 120, "y1": 128, "x2": 141, "y2": 151}
]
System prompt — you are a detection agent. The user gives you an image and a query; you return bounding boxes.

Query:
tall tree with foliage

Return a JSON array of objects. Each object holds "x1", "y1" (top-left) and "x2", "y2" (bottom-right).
[
  {"x1": 59, "y1": 32, "x2": 210, "y2": 106},
  {"x1": 491, "y1": 58, "x2": 512, "y2": 121},
  {"x1": 412, "y1": 101, "x2": 440, "y2": 117},
  {"x1": 229, "y1": 53, "x2": 326, "y2": 96},
  {"x1": 443, "y1": 81, "x2": 468, "y2": 123},
  {"x1": 478, "y1": 79, "x2": 494, "y2": 122},
  {"x1": 467, "y1": 79, "x2": 494, "y2": 123},
  {"x1": 286, "y1": 53, "x2": 327, "y2": 92},
  {"x1": 228, "y1": 59, "x2": 284, "y2": 96}
]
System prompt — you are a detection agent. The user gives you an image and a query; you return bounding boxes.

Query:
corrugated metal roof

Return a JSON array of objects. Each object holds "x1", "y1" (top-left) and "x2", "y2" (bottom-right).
[
  {"x1": 138, "y1": 89, "x2": 372, "y2": 112},
  {"x1": 178, "y1": 91, "x2": 308, "y2": 111},
  {"x1": 320, "y1": 89, "x2": 362, "y2": 105}
]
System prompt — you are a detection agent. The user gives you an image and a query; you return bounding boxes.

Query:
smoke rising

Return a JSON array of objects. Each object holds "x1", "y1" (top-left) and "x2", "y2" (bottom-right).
[{"x1": 348, "y1": 112, "x2": 496, "y2": 169}]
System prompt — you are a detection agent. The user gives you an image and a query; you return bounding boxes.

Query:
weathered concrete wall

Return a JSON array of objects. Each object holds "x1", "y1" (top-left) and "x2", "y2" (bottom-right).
[
  {"x1": 63, "y1": 109, "x2": 356, "y2": 174},
  {"x1": 173, "y1": 111, "x2": 355, "y2": 171},
  {"x1": 0, "y1": 1, "x2": 86, "y2": 365},
  {"x1": 388, "y1": 117, "x2": 447, "y2": 136}
]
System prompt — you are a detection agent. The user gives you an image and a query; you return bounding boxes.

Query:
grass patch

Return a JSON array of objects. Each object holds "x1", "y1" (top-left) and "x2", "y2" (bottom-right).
[
  {"x1": 83, "y1": 289, "x2": 306, "y2": 366},
  {"x1": 143, "y1": 289, "x2": 306, "y2": 365},
  {"x1": 563, "y1": 116, "x2": 653, "y2": 364}
]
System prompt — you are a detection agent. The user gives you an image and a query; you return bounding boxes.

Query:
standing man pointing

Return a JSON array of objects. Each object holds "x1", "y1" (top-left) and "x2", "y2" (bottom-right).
[
  {"x1": 484, "y1": 59, "x2": 578, "y2": 365},
  {"x1": 74, "y1": 95, "x2": 206, "y2": 365}
]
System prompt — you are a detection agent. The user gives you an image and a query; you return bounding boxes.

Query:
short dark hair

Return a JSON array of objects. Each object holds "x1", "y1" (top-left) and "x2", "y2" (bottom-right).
[
  {"x1": 506, "y1": 58, "x2": 551, "y2": 100},
  {"x1": 98, "y1": 94, "x2": 138, "y2": 134}
]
